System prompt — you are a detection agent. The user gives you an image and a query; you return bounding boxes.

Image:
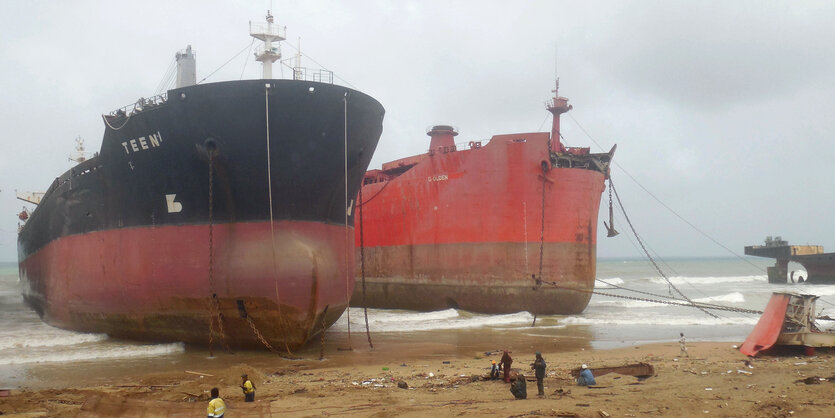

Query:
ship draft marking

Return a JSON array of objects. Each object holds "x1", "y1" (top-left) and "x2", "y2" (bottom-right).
[{"x1": 165, "y1": 194, "x2": 183, "y2": 213}]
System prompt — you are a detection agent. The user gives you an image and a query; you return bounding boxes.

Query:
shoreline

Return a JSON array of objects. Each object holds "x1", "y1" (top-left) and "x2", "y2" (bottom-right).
[{"x1": 2, "y1": 341, "x2": 833, "y2": 417}]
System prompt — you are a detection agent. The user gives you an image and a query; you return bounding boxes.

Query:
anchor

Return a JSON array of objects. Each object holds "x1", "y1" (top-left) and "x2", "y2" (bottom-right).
[{"x1": 604, "y1": 178, "x2": 619, "y2": 237}]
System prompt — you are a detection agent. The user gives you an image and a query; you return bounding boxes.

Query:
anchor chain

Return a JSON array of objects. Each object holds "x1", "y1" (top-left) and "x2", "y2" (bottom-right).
[
  {"x1": 207, "y1": 148, "x2": 231, "y2": 353},
  {"x1": 359, "y1": 186, "x2": 374, "y2": 348},
  {"x1": 545, "y1": 279, "x2": 764, "y2": 315},
  {"x1": 319, "y1": 305, "x2": 329, "y2": 360},
  {"x1": 532, "y1": 156, "x2": 549, "y2": 327},
  {"x1": 609, "y1": 179, "x2": 719, "y2": 319},
  {"x1": 246, "y1": 316, "x2": 277, "y2": 352}
]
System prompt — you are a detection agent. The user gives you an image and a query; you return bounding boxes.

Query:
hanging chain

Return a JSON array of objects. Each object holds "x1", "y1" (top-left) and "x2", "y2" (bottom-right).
[
  {"x1": 359, "y1": 186, "x2": 374, "y2": 348},
  {"x1": 246, "y1": 316, "x2": 277, "y2": 352},
  {"x1": 319, "y1": 305, "x2": 329, "y2": 360},
  {"x1": 207, "y1": 149, "x2": 231, "y2": 352},
  {"x1": 531, "y1": 159, "x2": 550, "y2": 327},
  {"x1": 537, "y1": 163, "x2": 547, "y2": 286},
  {"x1": 546, "y1": 280, "x2": 763, "y2": 315}
]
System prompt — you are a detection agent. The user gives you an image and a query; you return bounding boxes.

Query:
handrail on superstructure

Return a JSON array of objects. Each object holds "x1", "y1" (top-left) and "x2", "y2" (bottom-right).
[
  {"x1": 108, "y1": 92, "x2": 168, "y2": 117},
  {"x1": 292, "y1": 67, "x2": 333, "y2": 83},
  {"x1": 249, "y1": 21, "x2": 287, "y2": 40}
]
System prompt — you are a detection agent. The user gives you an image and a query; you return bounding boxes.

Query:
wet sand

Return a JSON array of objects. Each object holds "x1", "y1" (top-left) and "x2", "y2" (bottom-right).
[{"x1": 2, "y1": 342, "x2": 834, "y2": 417}]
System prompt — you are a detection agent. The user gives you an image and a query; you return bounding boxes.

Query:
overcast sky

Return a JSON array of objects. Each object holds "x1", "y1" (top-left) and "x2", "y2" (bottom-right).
[{"x1": 1, "y1": 1, "x2": 833, "y2": 265}]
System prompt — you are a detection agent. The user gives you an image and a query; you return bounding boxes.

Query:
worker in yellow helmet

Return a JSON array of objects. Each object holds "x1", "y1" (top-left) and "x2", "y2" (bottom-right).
[
  {"x1": 241, "y1": 373, "x2": 256, "y2": 402},
  {"x1": 207, "y1": 387, "x2": 226, "y2": 418}
]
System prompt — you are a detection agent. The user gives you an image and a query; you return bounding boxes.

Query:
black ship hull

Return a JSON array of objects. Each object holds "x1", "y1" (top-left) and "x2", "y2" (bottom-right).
[{"x1": 17, "y1": 79, "x2": 384, "y2": 349}]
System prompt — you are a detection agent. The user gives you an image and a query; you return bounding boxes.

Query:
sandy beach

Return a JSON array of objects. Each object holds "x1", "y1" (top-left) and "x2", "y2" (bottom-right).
[{"x1": 1, "y1": 342, "x2": 833, "y2": 417}]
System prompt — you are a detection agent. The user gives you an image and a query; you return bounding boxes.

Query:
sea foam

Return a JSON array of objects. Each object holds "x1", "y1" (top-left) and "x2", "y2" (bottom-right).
[{"x1": 0, "y1": 342, "x2": 184, "y2": 365}]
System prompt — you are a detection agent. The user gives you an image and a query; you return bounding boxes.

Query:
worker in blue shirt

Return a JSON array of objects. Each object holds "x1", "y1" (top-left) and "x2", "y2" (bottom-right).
[{"x1": 577, "y1": 364, "x2": 596, "y2": 386}]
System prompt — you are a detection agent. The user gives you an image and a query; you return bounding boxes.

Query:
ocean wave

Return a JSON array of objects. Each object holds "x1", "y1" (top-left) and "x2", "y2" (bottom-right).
[
  {"x1": 0, "y1": 342, "x2": 184, "y2": 365},
  {"x1": 560, "y1": 314, "x2": 758, "y2": 327},
  {"x1": 694, "y1": 292, "x2": 745, "y2": 304},
  {"x1": 590, "y1": 299, "x2": 660, "y2": 308},
  {"x1": 648, "y1": 275, "x2": 767, "y2": 285},
  {"x1": 336, "y1": 309, "x2": 534, "y2": 332},
  {"x1": 0, "y1": 328, "x2": 109, "y2": 350},
  {"x1": 595, "y1": 278, "x2": 625, "y2": 288}
]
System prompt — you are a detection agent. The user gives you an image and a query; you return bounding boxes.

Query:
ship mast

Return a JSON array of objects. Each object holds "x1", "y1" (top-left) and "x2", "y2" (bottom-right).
[
  {"x1": 546, "y1": 79, "x2": 572, "y2": 153},
  {"x1": 249, "y1": 10, "x2": 287, "y2": 79},
  {"x1": 69, "y1": 136, "x2": 87, "y2": 163}
]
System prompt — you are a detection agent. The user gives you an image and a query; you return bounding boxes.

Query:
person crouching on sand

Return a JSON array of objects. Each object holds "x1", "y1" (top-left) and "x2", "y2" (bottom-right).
[
  {"x1": 241, "y1": 373, "x2": 256, "y2": 402},
  {"x1": 577, "y1": 364, "x2": 595, "y2": 386},
  {"x1": 207, "y1": 387, "x2": 226, "y2": 418},
  {"x1": 490, "y1": 360, "x2": 501, "y2": 380}
]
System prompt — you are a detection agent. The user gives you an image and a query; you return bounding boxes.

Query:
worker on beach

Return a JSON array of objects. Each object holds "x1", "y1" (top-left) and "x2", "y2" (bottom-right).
[
  {"x1": 577, "y1": 364, "x2": 596, "y2": 386},
  {"x1": 679, "y1": 332, "x2": 690, "y2": 358},
  {"x1": 532, "y1": 352, "x2": 547, "y2": 397},
  {"x1": 500, "y1": 350, "x2": 513, "y2": 383},
  {"x1": 207, "y1": 387, "x2": 226, "y2": 418},
  {"x1": 510, "y1": 373, "x2": 527, "y2": 399},
  {"x1": 490, "y1": 360, "x2": 501, "y2": 380},
  {"x1": 241, "y1": 373, "x2": 256, "y2": 402}
]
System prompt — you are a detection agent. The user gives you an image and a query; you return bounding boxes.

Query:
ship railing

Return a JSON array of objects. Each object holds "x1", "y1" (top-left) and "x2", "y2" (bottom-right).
[
  {"x1": 108, "y1": 92, "x2": 168, "y2": 117},
  {"x1": 292, "y1": 67, "x2": 333, "y2": 84},
  {"x1": 249, "y1": 22, "x2": 287, "y2": 40}
]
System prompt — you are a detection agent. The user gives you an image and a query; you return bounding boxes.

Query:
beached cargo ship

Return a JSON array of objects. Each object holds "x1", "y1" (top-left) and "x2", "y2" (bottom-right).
[
  {"x1": 17, "y1": 12, "x2": 384, "y2": 349},
  {"x1": 352, "y1": 82, "x2": 614, "y2": 315}
]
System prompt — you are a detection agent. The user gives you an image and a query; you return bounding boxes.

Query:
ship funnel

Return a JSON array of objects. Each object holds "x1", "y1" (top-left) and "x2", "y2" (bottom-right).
[
  {"x1": 175, "y1": 45, "x2": 196, "y2": 88},
  {"x1": 427, "y1": 125, "x2": 458, "y2": 151}
]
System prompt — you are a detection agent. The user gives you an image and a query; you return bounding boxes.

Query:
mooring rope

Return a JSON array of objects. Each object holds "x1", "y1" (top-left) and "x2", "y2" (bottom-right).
[
  {"x1": 358, "y1": 186, "x2": 374, "y2": 349},
  {"x1": 263, "y1": 84, "x2": 293, "y2": 355},
  {"x1": 342, "y1": 93, "x2": 352, "y2": 350}
]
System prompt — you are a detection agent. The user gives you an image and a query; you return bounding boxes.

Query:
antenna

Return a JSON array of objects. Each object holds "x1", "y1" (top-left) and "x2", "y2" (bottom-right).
[
  {"x1": 295, "y1": 36, "x2": 302, "y2": 80},
  {"x1": 69, "y1": 136, "x2": 87, "y2": 163},
  {"x1": 554, "y1": 43, "x2": 558, "y2": 80}
]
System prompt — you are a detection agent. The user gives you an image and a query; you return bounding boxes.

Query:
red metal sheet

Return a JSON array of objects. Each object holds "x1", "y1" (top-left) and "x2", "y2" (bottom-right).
[
  {"x1": 19, "y1": 220, "x2": 354, "y2": 349},
  {"x1": 739, "y1": 293, "x2": 791, "y2": 356}
]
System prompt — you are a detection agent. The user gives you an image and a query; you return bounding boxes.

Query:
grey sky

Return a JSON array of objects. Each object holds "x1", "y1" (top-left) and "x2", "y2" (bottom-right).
[{"x1": 1, "y1": 1, "x2": 833, "y2": 264}]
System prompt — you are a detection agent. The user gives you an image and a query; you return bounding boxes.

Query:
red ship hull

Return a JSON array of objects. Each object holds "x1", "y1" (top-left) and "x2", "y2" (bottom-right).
[
  {"x1": 19, "y1": 221, "x2": 355, "y2": 349},
  {"x1": 352, "y1": 127, "x2": 611, "y2": 315}
]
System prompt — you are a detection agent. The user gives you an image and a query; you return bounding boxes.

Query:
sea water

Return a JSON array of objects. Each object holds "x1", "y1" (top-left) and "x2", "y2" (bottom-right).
[{"x1": 2, "y1": 257, "x2": 834, "y2": 388}]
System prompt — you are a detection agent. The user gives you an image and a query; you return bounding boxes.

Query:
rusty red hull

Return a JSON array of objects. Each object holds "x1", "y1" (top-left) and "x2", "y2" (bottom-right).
[
  {"x1": 352, "y1": 128, "x2": 611, "y2": 315},
  {"x1": 19, "y1": 221, "x2": 355, "y2": 349}
]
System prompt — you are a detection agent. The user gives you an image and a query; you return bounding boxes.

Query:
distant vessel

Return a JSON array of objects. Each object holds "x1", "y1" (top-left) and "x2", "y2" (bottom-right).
[
  {"x1": 352, "y1": 81, "x2": 615, "y2": 315},
  {"x1": 745, "y1": 236, "x2": 835, "y2": 284},
  {"x1": 17, "y1": 12, "x2": 384, "y2": 349}
]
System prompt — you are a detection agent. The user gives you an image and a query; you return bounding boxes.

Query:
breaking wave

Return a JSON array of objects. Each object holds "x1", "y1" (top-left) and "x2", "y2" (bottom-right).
[
  {"x1": 648, "y1": 275, "x2": 766, "y2": 285},
  {"x1": 560, "y1": 314, "x2": 758, "y2": 327},
  {"x1": 0, "y1": 342, "x2": 184, "y2": 365},
  {"x1": 335, "y1": 308, "x2": 534, "y2": 332},
  {"x1": 0, "y1": 328, "x2": 108, "y2": 350},
  {"x1": 694, "y1": 292, "x2": 745, "y2": 304},
  {"x1": 595, "y1": 278, "x2": 625, "y2": 288}
]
